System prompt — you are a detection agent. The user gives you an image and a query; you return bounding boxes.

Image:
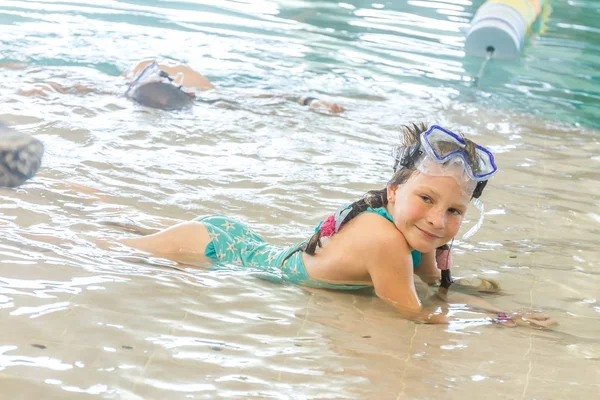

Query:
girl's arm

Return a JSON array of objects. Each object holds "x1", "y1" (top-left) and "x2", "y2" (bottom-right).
[
  {"x1": 414, "y1": 251, "x2": 440, "y2": 285},
  {"x1": 366, "y1": 230, "x2": 449, "y2": 323},
  {"x1": 415, "y1": 249, "x2": 507, "y2": 313},
  {"x1": 436, "y1": 289, "x2": 502, "y2": 313},
  {"x1": 415, "y1": 250, "x2": 502, "y2": 312},
  {"x1": 366, "y1": 231, "x2": 555, "y2": 327}
]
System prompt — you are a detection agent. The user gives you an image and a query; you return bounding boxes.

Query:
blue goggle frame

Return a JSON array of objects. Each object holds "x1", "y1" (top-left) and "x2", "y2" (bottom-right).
[{"x1": 421, "y1": 125, "x2": 497, "y2": 181}]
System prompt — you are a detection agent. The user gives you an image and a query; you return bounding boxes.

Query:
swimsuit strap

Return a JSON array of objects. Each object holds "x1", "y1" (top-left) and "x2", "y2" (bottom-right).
[
  {"x1": 315, "y1": 206, "x2": 394, "y2": 236},
  {"x1": 362, "y1": 207, "x2": 394, "y2": 224}
]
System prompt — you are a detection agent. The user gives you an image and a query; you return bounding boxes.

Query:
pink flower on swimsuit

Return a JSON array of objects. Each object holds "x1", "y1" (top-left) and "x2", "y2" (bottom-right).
[
  {"x1": 436, "y1": 247, "x2": 452, "y2": 270},
  {"x1": 320, "y1": 215, "x2": 337, "y2": 237}
]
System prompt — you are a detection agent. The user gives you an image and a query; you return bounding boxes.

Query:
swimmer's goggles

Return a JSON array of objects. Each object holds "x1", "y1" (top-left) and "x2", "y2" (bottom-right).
[
  {"x1": 420, "y1": 125, "x2": 497, "y2": 181},
  {"x1": 395, "y1": 125, "x2": 497, "y2": 182}
]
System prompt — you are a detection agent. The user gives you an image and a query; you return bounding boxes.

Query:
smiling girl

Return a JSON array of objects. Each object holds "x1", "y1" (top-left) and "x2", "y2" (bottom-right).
[{"x1": 118, "y1": 123, "x2": 555, "y2": 328}]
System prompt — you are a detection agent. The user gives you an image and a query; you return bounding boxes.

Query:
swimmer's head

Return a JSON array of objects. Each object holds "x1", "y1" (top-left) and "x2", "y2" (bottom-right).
[
  {"x1": 130, "y1": 81, "x2": 195, "y2": 110},
  {"x1": 125, "y1": 61, "x2": 195, "y2": 110},
  {"x1": 390, "y1": 123, "x2": 495, "y2": 199},
  {"x1": 384, "y1": 123, "x2": 496, "y2": 254}
]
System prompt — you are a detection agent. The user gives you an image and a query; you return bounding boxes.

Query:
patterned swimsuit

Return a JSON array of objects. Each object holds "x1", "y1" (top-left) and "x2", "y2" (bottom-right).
[{"x1": 197, "y1": 208, "x2": 421, "y2": 289}]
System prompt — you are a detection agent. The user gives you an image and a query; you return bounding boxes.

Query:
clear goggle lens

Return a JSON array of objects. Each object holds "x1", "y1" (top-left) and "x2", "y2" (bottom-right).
[{"x1": 421, "y1": 125, "x2": 497, "y2": 181}]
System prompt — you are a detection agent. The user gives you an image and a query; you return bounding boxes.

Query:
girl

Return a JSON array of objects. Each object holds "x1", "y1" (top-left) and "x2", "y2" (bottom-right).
[{"x1": 118, "y1": 123, "x2": 555, "y2": 328}]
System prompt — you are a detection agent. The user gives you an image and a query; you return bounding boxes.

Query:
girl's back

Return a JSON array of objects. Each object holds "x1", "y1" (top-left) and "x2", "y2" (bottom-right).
[{"x1": 302, "y1": 212, "x2": 406, "y2": 286}]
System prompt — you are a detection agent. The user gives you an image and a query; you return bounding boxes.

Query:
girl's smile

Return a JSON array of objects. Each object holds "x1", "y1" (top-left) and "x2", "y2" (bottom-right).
[{"x1": 415, "y1": 225, "x2": 442, "y2": 240}]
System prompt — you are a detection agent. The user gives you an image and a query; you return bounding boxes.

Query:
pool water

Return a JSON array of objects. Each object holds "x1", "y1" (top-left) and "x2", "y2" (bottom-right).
[{"x1": 1, "y1": 0, "x2": 599, "y2": 398}]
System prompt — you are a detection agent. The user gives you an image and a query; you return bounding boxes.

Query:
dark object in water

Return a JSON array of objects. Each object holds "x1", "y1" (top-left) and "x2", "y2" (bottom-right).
[
  {"x1": 441, "y1": 269, "x2": 453, "y2": 289},
  {"x1": 131, "y1": 81, "x2": 195, "y2": 110},
  {"x1": 438, "y1": 244, "x2": 453, "y2": 289},
  {"x1": 0, "y1": 122, "x2": 44, "y2": 187}
]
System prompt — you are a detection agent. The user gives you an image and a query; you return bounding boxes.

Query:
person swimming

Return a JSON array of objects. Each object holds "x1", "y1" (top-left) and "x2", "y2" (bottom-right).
[
  {"x1": 0, "y1": 121, "x2": 44, "y2": 188},
  {"x1": 125, "y1": 59, "x2": 345, "y2": 112},
  {"x1": 9, "y1": 59, "x2": 345, "y2": 113},
  {"x1": 118, "y1": 122, "x2": 556, "y2": 328}
]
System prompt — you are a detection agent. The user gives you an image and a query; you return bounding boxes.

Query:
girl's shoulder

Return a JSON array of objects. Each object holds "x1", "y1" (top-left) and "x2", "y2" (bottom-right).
[
  {"x1": 344, "y1": 212, "x2": 409, "y2": 251},
  {"x1": 340, "y1": 212, "x2": 414, "y2": 276}
]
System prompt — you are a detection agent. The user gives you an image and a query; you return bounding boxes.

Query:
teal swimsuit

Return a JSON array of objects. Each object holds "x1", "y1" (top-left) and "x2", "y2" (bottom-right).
[{"x1": 197, "y1": 207, "x2": 421, "y2": 290}]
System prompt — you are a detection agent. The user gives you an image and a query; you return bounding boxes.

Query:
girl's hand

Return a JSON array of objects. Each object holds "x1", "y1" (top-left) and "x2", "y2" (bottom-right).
[{"x1": 496, "y1": 311, "x2": 557, "y2": 329}]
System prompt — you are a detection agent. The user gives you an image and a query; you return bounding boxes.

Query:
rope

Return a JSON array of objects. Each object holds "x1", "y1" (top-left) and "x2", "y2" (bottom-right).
[{"x1": 472, "y1": 46, "x2": 495, "y2": 87}]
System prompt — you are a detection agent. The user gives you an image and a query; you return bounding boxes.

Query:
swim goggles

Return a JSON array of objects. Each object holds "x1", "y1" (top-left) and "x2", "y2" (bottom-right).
[
  {"x1": 393, "y1": 124, "x2": 497, "y2": 199},
  {"x1": 420, "y1": 125, "x2": 497, "y2": 181}
]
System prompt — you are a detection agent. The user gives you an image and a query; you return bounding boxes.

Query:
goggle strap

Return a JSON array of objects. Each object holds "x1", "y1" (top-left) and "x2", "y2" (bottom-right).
[
  {"x1": 125, "y1": 61, "x2": 160, "y2": 97},
  {"x1": 399, "y1": 143, "x2": 421, "y2": 169},
  {"x1": 158, "y1": 69, "x2": 195, "y2": 97},
  {"x1": 461, "y1": 198, "x2": 485, "y2": 241},
  {"x1": 472, "y1": 180, "x2": 488, "y2": 199}
]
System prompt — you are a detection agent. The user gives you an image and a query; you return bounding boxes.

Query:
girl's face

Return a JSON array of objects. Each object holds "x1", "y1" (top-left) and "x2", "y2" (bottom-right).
[{"x1": 386, "y1": 172, "x2": 471, "y2": 253}]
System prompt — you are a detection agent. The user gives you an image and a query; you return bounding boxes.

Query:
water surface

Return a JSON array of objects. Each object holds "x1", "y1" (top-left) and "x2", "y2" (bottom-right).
[{"x1": 1, "y1": 0, "x2": 599, "y2": 398}]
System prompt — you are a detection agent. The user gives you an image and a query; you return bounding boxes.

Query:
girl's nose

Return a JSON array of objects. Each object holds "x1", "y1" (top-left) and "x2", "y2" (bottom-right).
[{"x1": 426, "y1": 207, "x2": 446, "y2": 230}]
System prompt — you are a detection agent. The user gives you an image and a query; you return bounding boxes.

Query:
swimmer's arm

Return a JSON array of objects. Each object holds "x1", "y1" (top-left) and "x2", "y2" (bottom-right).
[
  {"x1": 288, "y1": 96, "x2": 345, "y2": 113},
  {"x1": 253, "y1": 94, "x2": 345, "y2": 113},
  {"x1": 18, "y1": 82, "x2": 99, "y2": 97},
  {"x1": 436, "y1": 289, "x2": 503, "y2": 313},
  {"x1": 414, "y1": 251, "x2": 440, "y2": 286}
]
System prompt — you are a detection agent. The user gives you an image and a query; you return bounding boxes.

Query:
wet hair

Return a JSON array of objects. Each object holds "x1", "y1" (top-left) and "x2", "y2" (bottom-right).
[
  {"x1": 131, "y1": 81, "x2": 195, "y2": 110},
  {"x1": 283, "y1": 123, "x2": 489, "y2": 266}
]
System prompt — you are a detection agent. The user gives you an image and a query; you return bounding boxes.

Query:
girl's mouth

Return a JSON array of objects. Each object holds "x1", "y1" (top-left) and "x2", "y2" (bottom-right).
[{"x1": 416, "y1": 226, "x2": 442, "y2": 240}]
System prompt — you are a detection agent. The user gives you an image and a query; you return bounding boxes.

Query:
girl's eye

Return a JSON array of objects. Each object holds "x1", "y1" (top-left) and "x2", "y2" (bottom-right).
[
  {"x1": 449, "y1": 208, "x2": 463, "y2": 216},
  {"x1": 420, "y1": 195, "x2": 432, "y2": 203}
]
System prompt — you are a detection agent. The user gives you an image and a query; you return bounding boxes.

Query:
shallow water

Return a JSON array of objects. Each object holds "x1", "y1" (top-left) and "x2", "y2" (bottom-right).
[{"x1": 1, "y1": 0, "x2": 599, "y2": 399}]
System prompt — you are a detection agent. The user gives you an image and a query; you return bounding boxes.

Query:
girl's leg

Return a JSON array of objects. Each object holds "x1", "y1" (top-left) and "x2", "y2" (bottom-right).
[{"x1": 119, "y1": 221, "x2": 211, "y2": 257}]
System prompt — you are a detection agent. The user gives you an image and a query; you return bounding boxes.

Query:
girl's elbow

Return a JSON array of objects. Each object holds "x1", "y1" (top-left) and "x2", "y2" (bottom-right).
[{"x1": 376, "y1": 292, "x2": 423, "y2": 317}]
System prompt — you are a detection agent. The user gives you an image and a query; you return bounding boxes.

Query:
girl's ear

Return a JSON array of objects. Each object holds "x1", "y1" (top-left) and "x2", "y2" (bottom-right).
[{"x1": 387, "y1": 185, "x2": 397, "y2": 203}]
